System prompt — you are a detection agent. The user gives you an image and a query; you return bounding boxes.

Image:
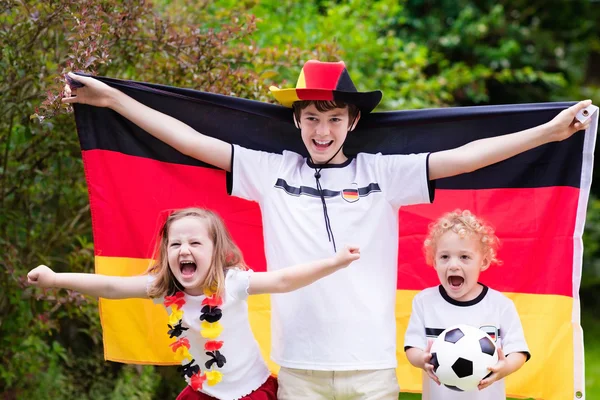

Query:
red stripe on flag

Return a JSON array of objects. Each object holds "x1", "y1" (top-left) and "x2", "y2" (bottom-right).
[
  {"x1": 84, "y1": 150, "x2": 578, "y2": 296},
  {"x1": 82, "y1": 150, "x2": 267, "y2": 271}
]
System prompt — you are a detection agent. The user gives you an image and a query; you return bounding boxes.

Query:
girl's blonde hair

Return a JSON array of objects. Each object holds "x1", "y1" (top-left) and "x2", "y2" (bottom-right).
[
  {"x1": 423, "y1": 209, "x2": 501, "y2": 267},
  {"x1": 146, "y1": 207, "x2": 246, "y2": 298}
]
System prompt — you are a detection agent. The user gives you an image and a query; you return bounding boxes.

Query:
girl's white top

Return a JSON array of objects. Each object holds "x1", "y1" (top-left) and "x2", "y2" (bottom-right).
[{"x1": 149, "y1": 269, "x2": 270, "y2": 400}]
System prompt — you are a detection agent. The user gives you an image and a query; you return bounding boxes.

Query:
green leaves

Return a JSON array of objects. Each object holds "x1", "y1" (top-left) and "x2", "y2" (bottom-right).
[{"x1": 238, "y1": 0, "x2": 598, "y2": 109}]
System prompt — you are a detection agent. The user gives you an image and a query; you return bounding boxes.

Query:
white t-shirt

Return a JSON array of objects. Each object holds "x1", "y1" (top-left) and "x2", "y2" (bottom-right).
[
  {"x1": 149, "y1": 269, "x2": 270, "y2": 400},
  {"x1": 229, "y1": 145, "x2": 432, "y2": 370},
  {"x1": 404, "y1": 285, "x2": 530, "y2": 400}
]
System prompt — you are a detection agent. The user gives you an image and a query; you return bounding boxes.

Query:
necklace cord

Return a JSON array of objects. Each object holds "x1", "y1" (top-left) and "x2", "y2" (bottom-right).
[{"x1": 302, "y1": 112, "x2": 359, "y2": 253}]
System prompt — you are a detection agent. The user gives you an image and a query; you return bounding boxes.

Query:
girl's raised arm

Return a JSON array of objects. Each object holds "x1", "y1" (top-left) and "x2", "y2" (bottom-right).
[
  {"x1": 247, "y1": 245, "x2": 360, "y2": 295},
  {"x1": 27, "y1": 265, "x2": 149, "y2": 299}
]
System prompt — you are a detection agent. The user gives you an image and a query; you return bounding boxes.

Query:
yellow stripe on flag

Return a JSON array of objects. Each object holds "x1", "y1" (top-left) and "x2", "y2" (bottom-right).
[
  {"x1": 96, "y1": 256, "x2": 275, "y2": 369},
  {"x1": 97, "y1": 256, "x2": 579, "y2": 399}
]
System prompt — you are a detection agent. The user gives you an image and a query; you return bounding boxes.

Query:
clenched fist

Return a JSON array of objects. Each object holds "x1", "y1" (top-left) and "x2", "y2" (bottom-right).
[{"x1": 27, "y1": 265, "x2": 57, "y2": 288}]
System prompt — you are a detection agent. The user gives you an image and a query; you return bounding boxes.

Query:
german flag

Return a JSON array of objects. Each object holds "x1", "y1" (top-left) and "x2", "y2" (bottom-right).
[
  {"x1": 73, "y1": 76, "x2": 597, "y2": 400},
  {"x1": 341, "y1": 187, "x2": 359, "y2": 203}
]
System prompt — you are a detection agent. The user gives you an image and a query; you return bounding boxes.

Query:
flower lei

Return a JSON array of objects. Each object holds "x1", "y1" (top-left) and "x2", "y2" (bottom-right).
[{"x1": 164, "y1": 288, "x2": 227, "y2": 392}]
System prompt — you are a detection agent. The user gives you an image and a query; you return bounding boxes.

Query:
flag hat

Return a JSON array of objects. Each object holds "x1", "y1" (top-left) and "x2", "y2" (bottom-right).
[{"x1": 269, "y1": 60, "x2": 383, "y2": 113}]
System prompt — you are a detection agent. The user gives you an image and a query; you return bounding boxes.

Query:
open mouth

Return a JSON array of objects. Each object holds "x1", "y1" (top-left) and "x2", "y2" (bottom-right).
[
  {"x1": 448, "y1": 275, "x2": 464, "y2": 289},
  {"x1": 180, "y1": 260, "x2": 197, "y2": 278},
  {"x1": 312, "y1": 139, "x2": 333, "y2": 150}
]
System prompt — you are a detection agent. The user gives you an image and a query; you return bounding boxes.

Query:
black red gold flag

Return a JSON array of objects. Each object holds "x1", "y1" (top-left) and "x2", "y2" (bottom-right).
[{"x1": 73, "y1": 76, "x2": 597, "y2": 399}]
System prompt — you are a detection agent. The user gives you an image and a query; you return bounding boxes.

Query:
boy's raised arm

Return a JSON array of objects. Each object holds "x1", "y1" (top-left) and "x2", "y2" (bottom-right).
[
  {"x1": 27, "y1": 264, "x2": 149, "y2": 299},
  {"x1": 62, "y1": 73, "x2": 233, "y2": 172},
  {"x1": 428, "y1": 100, "x2": 593, "y2": 181}
]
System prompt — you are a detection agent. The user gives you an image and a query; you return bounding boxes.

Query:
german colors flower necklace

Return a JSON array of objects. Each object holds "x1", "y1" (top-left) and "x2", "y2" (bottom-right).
[{"x1": 165, "y1": 288, "x2": 226, "y2": 391}]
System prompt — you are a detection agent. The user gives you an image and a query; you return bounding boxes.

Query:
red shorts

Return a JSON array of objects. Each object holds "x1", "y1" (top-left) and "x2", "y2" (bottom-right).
[{"x1": 176, "y1": 375, "x2": 278, "y2": 400}]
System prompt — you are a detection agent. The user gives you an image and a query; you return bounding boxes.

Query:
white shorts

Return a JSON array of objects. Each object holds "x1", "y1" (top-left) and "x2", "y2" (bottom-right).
[{"x1": 277, "y1": 367, "x2": 399, "y2": 400}]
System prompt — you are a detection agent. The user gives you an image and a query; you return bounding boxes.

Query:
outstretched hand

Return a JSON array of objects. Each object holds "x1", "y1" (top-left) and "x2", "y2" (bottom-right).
[
  {"x1": 333, "y1": 245, "x2": 361, "y2": 268},
  {"x1": 547, "y1": 100, "x2": 593, "y2": 142},
  {"x1": 423, "y1": 339, "x2": 441, "y2": 385},
  {"x1": 27, "y1": 265, "x2": 57, "y2": 288},
  {"x1": 62, "y1": 72, "x2": 116, "y2": 108}
]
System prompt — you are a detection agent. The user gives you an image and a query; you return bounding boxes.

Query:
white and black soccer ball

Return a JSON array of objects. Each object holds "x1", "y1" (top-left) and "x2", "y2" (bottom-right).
[{"x1": 430, "y1": 324, "x2": 498, "y2": 392}]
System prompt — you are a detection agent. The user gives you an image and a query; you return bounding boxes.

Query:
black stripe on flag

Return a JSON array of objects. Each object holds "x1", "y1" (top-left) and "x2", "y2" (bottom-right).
[{"x1": 74, "y1": 75, "x2": 584, "y2": 190}]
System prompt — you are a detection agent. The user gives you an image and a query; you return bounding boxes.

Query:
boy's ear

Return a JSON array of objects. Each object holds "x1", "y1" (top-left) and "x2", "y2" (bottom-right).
[
  {"x1": 348, "y1": 111, "x2": 361, "y2": 132},
  {"x1": 293, "y1": 113, "x2": 300, "y2": 129},
  {"x1": 480, "y1": 257, "x2": 492, "y2": 272}
]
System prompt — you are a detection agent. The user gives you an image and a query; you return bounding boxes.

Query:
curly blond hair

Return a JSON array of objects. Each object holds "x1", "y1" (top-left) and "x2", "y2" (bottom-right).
[
  {"x1": 423, "y1": 209, "x2": 501, "y2": 267},
  {"x1": 146, "y1": 208, "x2": 247, "y2": 298}
]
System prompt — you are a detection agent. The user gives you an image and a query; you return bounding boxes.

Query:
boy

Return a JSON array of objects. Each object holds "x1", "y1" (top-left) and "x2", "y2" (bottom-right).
[
  {"x1": 404, "y1": 209, "x2": 529, "y2": 399},
  {"x1": 63, "y1": 60, "x2": 590, "y2": 399}
]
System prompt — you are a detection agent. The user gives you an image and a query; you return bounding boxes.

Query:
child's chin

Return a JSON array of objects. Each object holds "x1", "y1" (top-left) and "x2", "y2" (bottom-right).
[
  {"x1": 446, "y1": 286, "x2": 464, "y2": 297},
  {"x1": 179, "y1": 275, "x2": 197, "y2": 284},
  {"x1": 310, "y1": 153, "x2": 331, "y2": 163}
]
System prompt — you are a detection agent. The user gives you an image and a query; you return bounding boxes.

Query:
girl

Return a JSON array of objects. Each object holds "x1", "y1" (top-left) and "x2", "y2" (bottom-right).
[{"x1": 27, "y1": 207, "x2": 360, "y2": 400}]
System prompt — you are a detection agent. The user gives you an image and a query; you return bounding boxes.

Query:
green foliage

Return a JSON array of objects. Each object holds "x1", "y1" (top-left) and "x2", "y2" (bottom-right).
[
  {"x1": 583, "y1": 196, "x2": 600, "y2": 289},
  {"x1": 228, "y1": 0, "x2": 599, "y2": 109},
  {"x1": 1, "y1": 0, "x2": 599, "y2": 398},
  {"x1": 583, "y1": 307, "x2": 600, "y2": 398},
  {"x1": 97, "y1": 365, "x2": 160, "y2": 400}
]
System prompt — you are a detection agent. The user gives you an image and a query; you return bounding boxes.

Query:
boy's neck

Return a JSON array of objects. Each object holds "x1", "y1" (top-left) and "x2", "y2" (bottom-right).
[{"x1": 308, "y1": 152, "x2": 349, "y2": 166}]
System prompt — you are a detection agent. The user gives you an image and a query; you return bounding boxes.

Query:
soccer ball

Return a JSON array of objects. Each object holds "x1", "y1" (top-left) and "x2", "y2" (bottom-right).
[{"x1": 429, "y1": 324, "x2": 498, "y2": 392}]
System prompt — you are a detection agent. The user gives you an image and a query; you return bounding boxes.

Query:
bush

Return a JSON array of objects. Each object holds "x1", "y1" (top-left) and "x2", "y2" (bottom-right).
[{"x1": 0, "y1": 1, "x2": 335, "y2": 397}]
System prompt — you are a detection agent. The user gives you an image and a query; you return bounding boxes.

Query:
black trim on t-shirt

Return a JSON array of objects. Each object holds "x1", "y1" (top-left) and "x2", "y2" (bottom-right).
[
  {"x1": 425, "y1": 328, "x2": 446, "y2": 337},
  {"x1": 306, "y1": 157, "x2": 353, "y2": 169},
  {"x1": 426, "y1": 153, "x2": 436, "y2": 203},
  {"x1": 505, "y1": 351, "x2": 532, "y2": 362},
  {"x1": 226, "y1": 144, "x2": 235, "y2": 195},
  {"x1": 424, "y1": 326, "x2": 504, "y2": 339},
  {"x1": 438, "y1": 283, "x2": 488, "y2": 306},
  {"x1": 274, "y1": 179, "x2": 381, "y2": 198}
]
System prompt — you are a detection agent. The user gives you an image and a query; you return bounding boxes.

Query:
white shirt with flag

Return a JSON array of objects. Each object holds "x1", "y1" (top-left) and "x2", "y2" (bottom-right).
[
  {"x1": 404, "y1": 284, "x2": 530, "y2": 400},
  {"x1": 229, "y1": 144, "x2": 432, "y2": 370}
]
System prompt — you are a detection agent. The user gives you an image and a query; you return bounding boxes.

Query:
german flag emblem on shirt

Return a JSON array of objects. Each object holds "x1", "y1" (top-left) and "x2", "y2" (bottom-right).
[
  {"x1": 341, "y1": 187, "x2": 359, "y2": 203},
  {"x1": 480, "y1": 325, "x2": 499, "y2": 342}
]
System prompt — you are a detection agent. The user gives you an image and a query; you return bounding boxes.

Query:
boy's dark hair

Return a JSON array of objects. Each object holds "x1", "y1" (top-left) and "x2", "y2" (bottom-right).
[{"x1": 293, "y1": 100, "x2": 360, "y2": 126}]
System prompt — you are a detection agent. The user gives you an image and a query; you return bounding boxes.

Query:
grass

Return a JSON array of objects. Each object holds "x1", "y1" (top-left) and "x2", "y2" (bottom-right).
[
  {"x1": 583, "y1": 309, "x2": 600, "y2": 399},
  {"x1": 398, "y1": 311, "x2": 600, "y2": 399}
]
